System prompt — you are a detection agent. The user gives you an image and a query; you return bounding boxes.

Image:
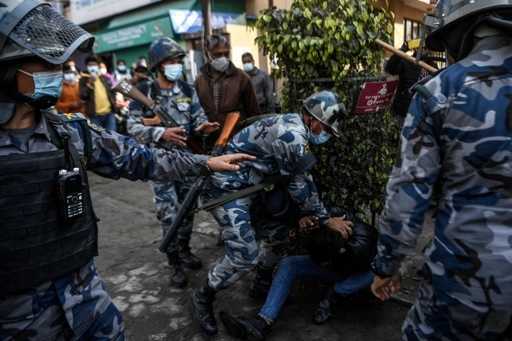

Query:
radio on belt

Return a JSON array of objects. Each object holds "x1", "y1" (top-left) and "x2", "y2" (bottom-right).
[{"x1": 57, "y1": 167, "x2": 85, "y2": 221}]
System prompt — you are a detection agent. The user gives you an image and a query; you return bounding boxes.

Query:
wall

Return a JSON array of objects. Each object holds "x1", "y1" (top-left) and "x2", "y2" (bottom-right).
[
  {"x1": 246, "y1": 0, "x2": 292, "y2": 16},
  {"x1": 226, "y1": 24, "x2": 260, "y2": 69},
  {"x1": 68, "y1": 0, "x2": 162, "y2": 25},
  {"x1": 388, "y1": 0, "x2": 429, "y2": 48}
]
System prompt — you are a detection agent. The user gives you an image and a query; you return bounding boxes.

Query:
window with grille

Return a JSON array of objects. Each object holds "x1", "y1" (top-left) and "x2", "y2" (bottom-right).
[{"x1": 404, "y1": 18, "x2": 422, "y2": 42}]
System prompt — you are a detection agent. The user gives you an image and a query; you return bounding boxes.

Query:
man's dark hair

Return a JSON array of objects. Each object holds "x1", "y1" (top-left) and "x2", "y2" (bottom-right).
[
  {"x1": 117, "y1": 59, "x2": 126, "y2": 65},
  {"x1": 241, "y1": 52, "x2": 253, "y2": 61},
  {"x1": 63, "y1": 64, "x2": 74, "y2": 73},
  {"x1": 85, "y1": 55, "x2": 101, "y2": 65},
  {"x1": 206, "y1": 34, "x2": 230, "y2": 51}
]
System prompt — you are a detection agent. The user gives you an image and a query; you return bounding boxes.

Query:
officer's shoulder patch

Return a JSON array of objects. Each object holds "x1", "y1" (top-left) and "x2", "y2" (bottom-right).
[
  {"x1": 175, "y1": 97, "x2": 192, "y2": 104},
  {"x1": 60, "y1": 112, "x2": 105, "y2": 133},
  {"x1": 62, "y1": 112, "x2": 87, "y2": 122}
]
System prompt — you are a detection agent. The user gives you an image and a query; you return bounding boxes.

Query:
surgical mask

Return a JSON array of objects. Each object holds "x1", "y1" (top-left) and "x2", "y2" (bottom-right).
[
  {"x1": 163, "y1": 63, "x2": 183, "y2": 81},
  {"x1": 117, "y1": 65, "x2": 127, "y2": 72},
  {"x1": 18, "y1": 69, "x2": 63, "y2": 100},
  {"x1": 210, "y1": 57, "x2": 229, "y2": 72},
  {"x1": 243, "y1": 63, "x2": 254, "y2": 72},
  {"x1": 63, "y1": 72, "x2": 76, "y2": 83},
  {"x1": 309, "y1": 130, "x2": 331, "y2": 145},
  {"x1": 87, "y1": 65, "x2": 99, "y2": 75}
]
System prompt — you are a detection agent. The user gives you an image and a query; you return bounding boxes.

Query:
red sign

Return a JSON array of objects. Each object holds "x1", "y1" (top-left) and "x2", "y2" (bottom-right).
[{"x1": 354, "y1": 80, "x2": 399, "y2": 115}]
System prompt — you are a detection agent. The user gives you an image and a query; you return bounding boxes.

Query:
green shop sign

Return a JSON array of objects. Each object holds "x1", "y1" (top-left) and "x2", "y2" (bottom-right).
[{"x1": 94, "y1": 17, "x2": 172, "y2": 53}]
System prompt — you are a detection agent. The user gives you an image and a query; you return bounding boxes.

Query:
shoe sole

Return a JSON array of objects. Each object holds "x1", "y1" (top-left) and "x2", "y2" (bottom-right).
[{"x1": 219, "y1": 312, "x2": 249, "y2": 339}]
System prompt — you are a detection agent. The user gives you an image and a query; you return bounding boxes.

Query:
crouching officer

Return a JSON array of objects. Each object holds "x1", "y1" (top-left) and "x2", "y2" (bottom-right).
[
  {"x1": 127, "y1": 37, "x2": 220, "y2": 288},
  {"x1": 191, "y1": 91, "x2": 354, "y2": 336},
  {"x1": 0, "y1": 1, "x2": 253, "y2": 340}
]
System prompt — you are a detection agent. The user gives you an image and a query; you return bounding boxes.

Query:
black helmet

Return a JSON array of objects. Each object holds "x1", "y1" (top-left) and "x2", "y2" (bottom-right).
[
  {"x1": 426, "y1": 0, "x2": 512, "y2": 60},
  {"x1": 0, "y1": 0, "x2": 94, "y2": 64},
  {"x1": 0, "y1": 0, "x2": 93, "y2": 124},
  {"x1": 148, "y1": 37, "x2": 185, "y2": 71}
]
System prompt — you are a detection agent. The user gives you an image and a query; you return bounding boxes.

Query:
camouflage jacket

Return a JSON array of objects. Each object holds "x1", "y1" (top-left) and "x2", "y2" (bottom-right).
[
  {"x1": 127, "y1": 80, "x2": 207, "y2": 148},
  {"x1": 373, "y1": 36, "x2": 512, "y2": 312},
  {"x1": 211, "y1": 113, "x2": 329, "y2": 220},
  {"x1": 0, "y1": 109, "x2": 209, "y2": 186}
]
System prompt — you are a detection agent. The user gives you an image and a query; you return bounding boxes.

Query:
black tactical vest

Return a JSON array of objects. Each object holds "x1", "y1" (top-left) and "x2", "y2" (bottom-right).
[{"x1": 0, "y1": 127, "x2": 98, "y2": 295}]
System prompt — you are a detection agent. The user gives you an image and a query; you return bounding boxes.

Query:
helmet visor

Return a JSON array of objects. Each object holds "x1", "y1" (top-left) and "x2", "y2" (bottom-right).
[{"x1": 7, "y1": 4, "x2": 94, "y2": 65}]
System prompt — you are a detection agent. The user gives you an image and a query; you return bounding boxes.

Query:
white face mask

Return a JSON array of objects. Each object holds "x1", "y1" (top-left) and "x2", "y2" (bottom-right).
[
  {"x1": 63, "y1": 72, "x2": 76, "y2": 83},
  {"x1": 87, "y1": 65, "x2": 99, "y2": 75},
  {"x1": 210, "y1": 57, "x2": 229, "y2": 72},
  {"x1": 163, "y1": 63, "x2": 183, "y2": 81},
  {"x1": 243, "y1": 63, "x2": 254, "y2": 72}
]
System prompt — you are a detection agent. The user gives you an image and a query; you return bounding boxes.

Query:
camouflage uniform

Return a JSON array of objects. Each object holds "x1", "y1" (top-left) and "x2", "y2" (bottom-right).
[
  {"x1": 372, "y1": 36, "x2": 512, "y2": 339},
  {"x1": 0, "y1": 110, "x2": 209, "y2": 340},
  {"x1": 127, "y1": 82, "x2": 208, "y2": 253},
  {"x1": 207, "y1": 113, "x2": 329, "y2": 290}
]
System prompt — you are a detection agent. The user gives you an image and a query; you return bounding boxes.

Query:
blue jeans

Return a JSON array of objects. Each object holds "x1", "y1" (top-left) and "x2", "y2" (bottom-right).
[
  {"x1": 90, "y1": 112, "x2": 117, "y2": 131},
  {"x1": 259, "y1": 255, "x2": 374, "y2": 322}
]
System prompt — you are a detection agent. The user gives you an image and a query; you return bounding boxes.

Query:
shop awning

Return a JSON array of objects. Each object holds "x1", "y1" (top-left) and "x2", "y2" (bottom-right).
[
  {"x1": 168, "y1": 9, "x2": 243, "y2": 34},
  {"x1": 94, "y1": 16, "x2": 173, "y2": 54}
]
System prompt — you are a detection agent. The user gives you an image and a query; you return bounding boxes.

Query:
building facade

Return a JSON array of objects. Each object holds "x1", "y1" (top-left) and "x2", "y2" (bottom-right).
[
  {"x1": 64, "y1": 0, "x2": 254, "y2": 80},
  {"x1": 61, "y1": 0, "x2": 434, "y2": 78}
]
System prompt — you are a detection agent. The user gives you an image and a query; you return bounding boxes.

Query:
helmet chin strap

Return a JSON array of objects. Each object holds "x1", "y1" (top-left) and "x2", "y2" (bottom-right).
[{"x1": 11, "y1": 91, "x2": 57, "y2": 110}]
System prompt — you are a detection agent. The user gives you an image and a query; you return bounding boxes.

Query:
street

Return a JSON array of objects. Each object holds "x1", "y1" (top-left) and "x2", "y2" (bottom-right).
[{"x1": 91, "y1": 173, "x2": 411, "y2": 341}]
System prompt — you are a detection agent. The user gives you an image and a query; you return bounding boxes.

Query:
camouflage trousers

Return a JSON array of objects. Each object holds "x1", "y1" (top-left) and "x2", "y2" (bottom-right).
[
  {"x1": 209, "y1": 196, "x2": 289, "y2": 290},
  {"x1": 403, "y1": 282, "x2": 512, "y2": 341},
  {"x1": 0, "y1": 261, "x2": 124, "y2": 341},
  {"x1": 151, "y1": 180, "x2": 195, "y2": 254}
]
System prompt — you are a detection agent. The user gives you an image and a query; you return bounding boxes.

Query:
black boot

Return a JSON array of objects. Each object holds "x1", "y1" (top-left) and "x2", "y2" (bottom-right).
[
  {"x1": 166, "y1": 252, "x2": 187, "y2": 288},
  {"x1": 192, "y1": 282, "x2": 218, "y2": 336},
  {"x1": 178, "y1": 241, "x2": 202, "y2": 270},
  {"x1": 220, "y1": 312, "x2": 272, "y2": 341},
  {"x1": 313, "y1": 287, "x2": 337, "y2": 325},
  {"x1": 249, "y1": 265, "x2": 274, "y2": 300}
]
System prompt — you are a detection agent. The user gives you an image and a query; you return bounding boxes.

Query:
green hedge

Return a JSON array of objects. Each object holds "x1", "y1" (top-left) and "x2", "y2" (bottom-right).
[{"x1": 256, "y1": 0, "x2": 400, "y2": 220}]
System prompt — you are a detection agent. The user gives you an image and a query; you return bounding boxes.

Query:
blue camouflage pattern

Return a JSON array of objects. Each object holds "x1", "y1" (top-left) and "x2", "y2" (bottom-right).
[
  {"x1": 206, "y1": 114, "x2": 329, "y2": 290},
  {"x1": 402, "y1": 280, "x2": 512, "y2": 341},
  {"x1": 0, "y1": 261, "x2": 123, "y2": 341},
  {"x1": 0, "y1": 108, "x2": 209, "y2": 339},
  {"x1": 127, "y1": 81, "x2": 207, "y2": 143},
  {"x1": 152, "y1": 179, "x2": 195, "y2": 253},
  {"x1": 303, "y1": 90, "x2": 345, "y2": 136},
  {"x1": 127, "y1": 81, "x2": 208, "y2": 253},
  {"x1": 373, "y1": 36, "x2": 512, "y2": 334}
]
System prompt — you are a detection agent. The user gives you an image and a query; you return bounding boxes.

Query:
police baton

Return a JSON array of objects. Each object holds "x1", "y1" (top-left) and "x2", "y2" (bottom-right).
[
  {"x1": 376, "y1": 39, "x2": 438, "y2": 75},
  {"x1": 158, "y1": 112, "x2": 241, "y2": 253}
]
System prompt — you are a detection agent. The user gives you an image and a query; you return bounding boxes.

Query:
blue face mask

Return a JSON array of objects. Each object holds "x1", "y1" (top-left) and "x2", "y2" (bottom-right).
[
  {"x1": 243, "y1": 63, "x2": 254, "y2": 72},
  {"x1": 163, "y1": 63, "x2": 183, "y2": 81},
  {"x1": 19, "y1": 69, "x2": 63, "y2": 101},
  {"x1": 309, "y1": 130, "x2": 331, "y2": 145}
]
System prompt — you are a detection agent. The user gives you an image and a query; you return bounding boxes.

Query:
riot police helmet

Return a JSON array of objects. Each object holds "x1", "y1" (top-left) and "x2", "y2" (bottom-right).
[
  {"x1": 148, "y1": 37, "x2": 186, "y2": 71},
  {"x1": 426, "y1": 0, "x2": 512, "y2": 60},
  {"x1": 0, "y1": 0, "x2": 94, "y2": 124},
  {"x1": 0, "y1": 0, "x2": 94, "y2": 64},
  {"x1": 302, "y1": 90, "x2": 346, "y2": 138}
]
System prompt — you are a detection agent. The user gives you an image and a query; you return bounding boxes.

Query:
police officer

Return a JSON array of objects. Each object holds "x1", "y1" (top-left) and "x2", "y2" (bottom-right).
[
  {"x1": 371, "y1": 1, "x2": 512, "y2": 339},
  {"x1": 191, "y1": 91, "x2": 354, "y2": 336},
  {"x1": 127, "y1": 37, "x2": 220, "y2": 288},
  {"x1": 0, "y1": 2, "x2": 253, "y2": 339}
]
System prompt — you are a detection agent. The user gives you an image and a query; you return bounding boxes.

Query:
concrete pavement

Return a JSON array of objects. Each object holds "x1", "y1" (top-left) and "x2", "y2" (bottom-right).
[{"x1": 90, "y1": 173, "x2": 413, "y2": 341}]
